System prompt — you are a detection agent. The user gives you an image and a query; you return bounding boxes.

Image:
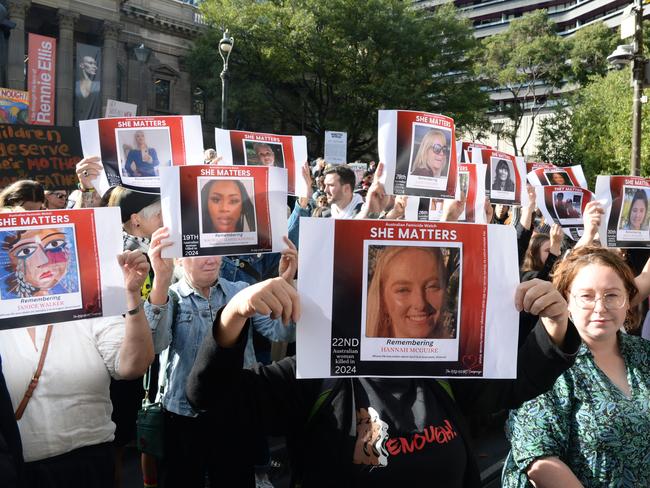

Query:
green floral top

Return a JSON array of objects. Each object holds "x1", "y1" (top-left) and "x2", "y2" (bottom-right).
[{"x1": 502, "y1": 333, "x2": 650, "y2": 488}]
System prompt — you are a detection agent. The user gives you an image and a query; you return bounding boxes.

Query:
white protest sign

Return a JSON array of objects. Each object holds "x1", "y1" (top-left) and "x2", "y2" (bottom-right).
[
  {"x1": 297, "y1": 219, "x2": 519, "y2": 379},
  {"x1": 105, "y1": 99, "x2": 138, "y2": 118},
  {"x1": 324, "y1": 131, "x2": 348, "y2": 165}
]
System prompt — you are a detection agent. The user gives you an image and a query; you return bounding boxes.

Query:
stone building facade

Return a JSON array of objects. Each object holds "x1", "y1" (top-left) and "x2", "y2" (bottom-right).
[{"x1": 4, "y1": 0, "x2": 216, "y2": 141}]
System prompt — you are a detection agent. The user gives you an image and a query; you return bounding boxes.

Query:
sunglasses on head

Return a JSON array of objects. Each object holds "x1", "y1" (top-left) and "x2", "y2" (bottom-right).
[{"x1": 429, "y1": 144, "x2": 449, "y2": 155}]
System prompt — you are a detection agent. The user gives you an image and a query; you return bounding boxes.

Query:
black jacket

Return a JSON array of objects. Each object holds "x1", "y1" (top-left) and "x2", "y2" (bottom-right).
[{"x1": 186, "y1": 317, "x2": 580, "y2": 487}]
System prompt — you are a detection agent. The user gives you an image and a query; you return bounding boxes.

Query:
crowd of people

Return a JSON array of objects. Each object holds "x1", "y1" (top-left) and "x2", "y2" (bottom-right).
[{"x1": 0, "y1": 150, "x2": 649, "y2": 488}]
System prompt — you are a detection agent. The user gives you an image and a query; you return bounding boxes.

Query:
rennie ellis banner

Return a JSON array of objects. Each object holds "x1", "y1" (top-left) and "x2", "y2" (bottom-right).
[{"x1": 28, "y1": 33, "x2": 57, "y2": 126}]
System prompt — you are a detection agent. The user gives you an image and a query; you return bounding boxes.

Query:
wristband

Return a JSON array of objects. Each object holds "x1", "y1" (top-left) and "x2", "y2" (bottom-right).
[
  {"x1": 126, "y1": 301, "x2": 143, "y2": 316},
  {"x1": 77, "y1": 182, "x2": 94, "y2": 193}
]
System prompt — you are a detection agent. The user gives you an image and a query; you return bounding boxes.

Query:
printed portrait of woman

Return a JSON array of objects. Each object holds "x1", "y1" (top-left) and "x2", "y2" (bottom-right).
[
  {"x1": 0, "y1": 227, "x2": 79, "y2": 299},
  {"x1": 200, "y1": 179, "x2": 257, "y2": 234},
  {"x1": 621, "y1": 189, "x2": 649, "y2": 231},
  {"x1": 124, "y1": 130, "x2": 160, "y2": 177},
  {"x1": 546, "y1": 172, "x2": 571, "y2": 186},
  {"x1": 410, "y1": 129, "x2": 451, "y2": 178},
  {"x1": 492, "y1": 159, "x2": 515, "y2": 193},
  {"x1": 365, "y1": 245, "x2": 458, "y2": 339}
]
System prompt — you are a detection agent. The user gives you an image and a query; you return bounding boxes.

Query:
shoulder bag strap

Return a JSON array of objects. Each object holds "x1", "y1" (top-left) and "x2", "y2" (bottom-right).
[{"x1": 15, "y1": 325, "x2": 53, "y2": 420}]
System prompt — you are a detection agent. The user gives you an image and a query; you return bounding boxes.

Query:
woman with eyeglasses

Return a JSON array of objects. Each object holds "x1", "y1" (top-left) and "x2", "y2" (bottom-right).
[
  {"x1": 502, "y1": 246, "x2": 650, "y2": 487},
  {"x1": 410, "y1": 129, "x2": 450, "y2": 178},
  {"x1": 44, "y1": 189, "x2": 68, "y2": 209}
]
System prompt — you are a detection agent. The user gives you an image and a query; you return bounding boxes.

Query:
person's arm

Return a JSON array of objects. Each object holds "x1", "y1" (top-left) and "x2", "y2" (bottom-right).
[
  {"x1": 116, "y1": 250, "x2": 155, "y2": 378},
  {"x1": 383, "y1": 195, "x2": 407, "y2": 220},
  {"x1": 574, "y1": 201, "x2": 603, "y2": 249},
  {"x1": 516, "y1": 221, "x2": 533, "y2": 266},
  {"x1": 519, "y1": 184, "x2": 536, "y2": 231},
  {"x1": 452, "y1": 279, "x2": 579, "y2": 413},
  {"x1": 144, "y1": 227, "x2": 176, "y2": 353},
  {"x1": 356, "y1": 162, "x2": 390, "y2": 219},
  {"x1": 633, "y1": 255, "x2": 650, "y2": 306},
  {"x1": 526, "y1": 457, "x2": 584, "y2": 488},
  {"x1": 186, "y1": 285, "x2": 314, "y2": 438}
]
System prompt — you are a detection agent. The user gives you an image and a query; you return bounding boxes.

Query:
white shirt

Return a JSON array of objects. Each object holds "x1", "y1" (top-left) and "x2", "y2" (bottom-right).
[{"x1": 0, "y1": 317, "x2": 126, "y2": 462}]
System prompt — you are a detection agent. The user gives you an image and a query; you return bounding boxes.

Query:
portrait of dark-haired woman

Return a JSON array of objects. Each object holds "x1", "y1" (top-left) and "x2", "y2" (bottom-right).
[
  {"x1": 492, "y1": 159, "x2": 515, "y2": 192},
  {"x1": 200, "y1": 179, "x2": 256, "y2": 234}
]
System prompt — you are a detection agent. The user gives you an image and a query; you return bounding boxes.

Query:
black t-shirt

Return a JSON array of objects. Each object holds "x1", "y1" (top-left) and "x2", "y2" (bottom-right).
[{"x1": 350, "y1": 378, "x2": 467, "y2": 487}]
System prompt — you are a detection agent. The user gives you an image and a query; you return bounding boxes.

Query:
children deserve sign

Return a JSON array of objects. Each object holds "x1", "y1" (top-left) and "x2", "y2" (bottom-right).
[
  {"x1": 297, "y1": 219, "x2": 520, "y2": 378},
  {"x1": 214, "y1": 128, "x2": 308, "y2": 197},
  {"x1": 160, "y1": 165, "x2": 287, "y2": 258},
  {"x1": 80, "y1": 115, "x2": 204, "y2": 194},
  {"x1": 596, "y1": 175, "x2": 650, "y2": 248},
  {"x1": 0, "y1": 207, "x2": 124, "y2": 329},
  {"x1": 378, "y1": 110, "x2": 458, "y2": 199}
]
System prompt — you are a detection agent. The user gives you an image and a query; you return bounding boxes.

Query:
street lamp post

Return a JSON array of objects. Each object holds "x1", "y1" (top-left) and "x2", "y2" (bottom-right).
[
  {"x1": 492, "y1": 121, "x2": 504, "y2": 151},
  {"x1": 630, "y1": 0, "x2": 644, "y2": 176},
  {"x1": 608, "y1": 0, "x2": 645, "y2": 176},
  {"x1": 134, "y1": 43, "x2": 151, "y2": 116},
  {"x1": 218, "y1": 30, "x2": 234, "y2": 129}
]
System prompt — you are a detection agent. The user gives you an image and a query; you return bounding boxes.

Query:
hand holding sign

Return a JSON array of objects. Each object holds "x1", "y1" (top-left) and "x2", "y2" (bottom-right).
[
  {"x1": 76, "y1": 156, "x2": 103, "y2": 191},
  {"x1": 515, "y1": 278, "x2": 568, "y2": 347},
  {"x1": 148, "y1": 227, "x2": 175, "y2": 285},
  {"x1": 118, "y1": 250, "x2": 151, "y2": 295},
  {"x1": 575, "y1": 201, "x2": 604, "y2": 248},
  {"x1": 279, "y1": 236, "x2": 298, "y2": 282}
]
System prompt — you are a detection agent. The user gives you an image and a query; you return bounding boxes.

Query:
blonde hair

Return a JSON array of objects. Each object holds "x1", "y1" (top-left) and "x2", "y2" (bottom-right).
[
  {"x1": 412, "y1": 129, "x2": 448, "y2": 176},
  {"x1": 366, "y1": 246, "x2": 447, "y2": 337}
]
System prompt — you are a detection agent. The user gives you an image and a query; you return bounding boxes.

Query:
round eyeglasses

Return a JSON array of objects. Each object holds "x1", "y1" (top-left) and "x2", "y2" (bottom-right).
[{"x1": 571, "y1": 293, "x2": 627, "y2": 310}]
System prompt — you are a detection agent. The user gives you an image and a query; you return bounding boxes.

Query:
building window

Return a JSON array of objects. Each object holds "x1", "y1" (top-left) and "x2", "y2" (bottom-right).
[
  {"x1": 191, "y1": 86, "x2": 206, "y2": 117},
  {"x1": 154, "y1": 78, "x2": 171, "y2": 111}
]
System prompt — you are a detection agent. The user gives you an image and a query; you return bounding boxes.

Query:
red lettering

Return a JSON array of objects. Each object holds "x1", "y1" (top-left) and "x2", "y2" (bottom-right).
[
  {"x1": 412, "y1": 433, "x2": 426, "y2": 450},
  {"x1": 386, "y1": 438, "x2": 400, "y2": 456},
  {"x1": 399, "y1": 437, "x2": 415, "y2": 454}
]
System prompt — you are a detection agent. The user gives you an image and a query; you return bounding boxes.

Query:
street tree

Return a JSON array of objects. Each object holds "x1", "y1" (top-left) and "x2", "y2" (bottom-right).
[
  {"x1": 189, "y1": 0, "x2": 489, "y2": 159},
  {"x1": 569, "y1": 68, "x2": 650, "y2": 184},
  {"x1": 479, "y1": 10, "x2": 569, "y2": 156},
  {"x1": 565, "y1": 22, "x2": 617, "y2": 86}
]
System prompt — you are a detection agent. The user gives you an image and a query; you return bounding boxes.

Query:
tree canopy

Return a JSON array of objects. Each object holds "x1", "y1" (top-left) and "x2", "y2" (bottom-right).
[
  {"x1": 189, "y1": 0, "x2": 489, "y2": 160},
  {"x1": 479, "y1": 10, "x2": 570, "y2": 156}
]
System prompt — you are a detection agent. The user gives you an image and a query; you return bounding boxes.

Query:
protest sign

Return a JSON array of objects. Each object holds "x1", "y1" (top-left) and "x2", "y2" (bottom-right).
[
  {"x1": 297, "y1": 219, "x2": 520, "y2": 378},
  {"x1": 457, "y1": 141, "x2": 492, "y2": 164},
  {"x1": 28, "y1": 33, "x2": 56, "y2": 125},
  {"x1": 479, "y1": 149, "x2": 527, "y2": 207},
  {"x1": 379, "y1": 110, "x2": 457, "y2": 199},
  {"x1": 535, "y1": 185, "x2": 594, "y2": 240},
  {"x1": 595, "y1": 175, "x2": 650, "y2": 248},
  {"x1": 160, "y1": 165, "x2": 287, "y2": 258},
  {"x1": 324, "y1": 131, "x2": 347, "y2": 165},
  {"x1": 525, "y1": 161, "x2": 555, "y2": 174},
  {"x1": 348, "y1": 162, "x2": 367, "y2": 186},
  {"x1": 80, "y1": 115, "x2": 204, "y2": 195},
  {"x1": 0, "y1": 89, "x2": 29, "y2": 124},
  {"x1": 0, "y1": 207, "x2": 125, "y2": 330},
  {"x1": 404, "y1": 197, "x2": 445, "y2": 222},
  {"x1": 0, "y1": 124, "x2": 82, "y2": 191},
  {"x1": 527, "y1": 164, "x2": 588, "y2": 189},
  {"x1": 404, "y1": 163, "x2": 486, "y2": 223},
  {"x1": 105, "y1": 99, "x2": 137, "y2": 118},
  {"x1": 214, "y1": 128, "x2": 308, "y2": 197}
]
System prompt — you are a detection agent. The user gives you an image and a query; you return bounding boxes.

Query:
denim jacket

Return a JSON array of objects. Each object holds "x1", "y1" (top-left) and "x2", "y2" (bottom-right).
[{"x1": 144, "y1": 277, "x2": 296, "y2": 417}]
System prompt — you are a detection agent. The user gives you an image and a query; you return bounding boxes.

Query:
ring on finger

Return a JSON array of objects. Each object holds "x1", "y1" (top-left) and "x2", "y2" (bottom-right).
[{"x1": 82, "y1": 170, "x2": 89, "y2": 177}]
